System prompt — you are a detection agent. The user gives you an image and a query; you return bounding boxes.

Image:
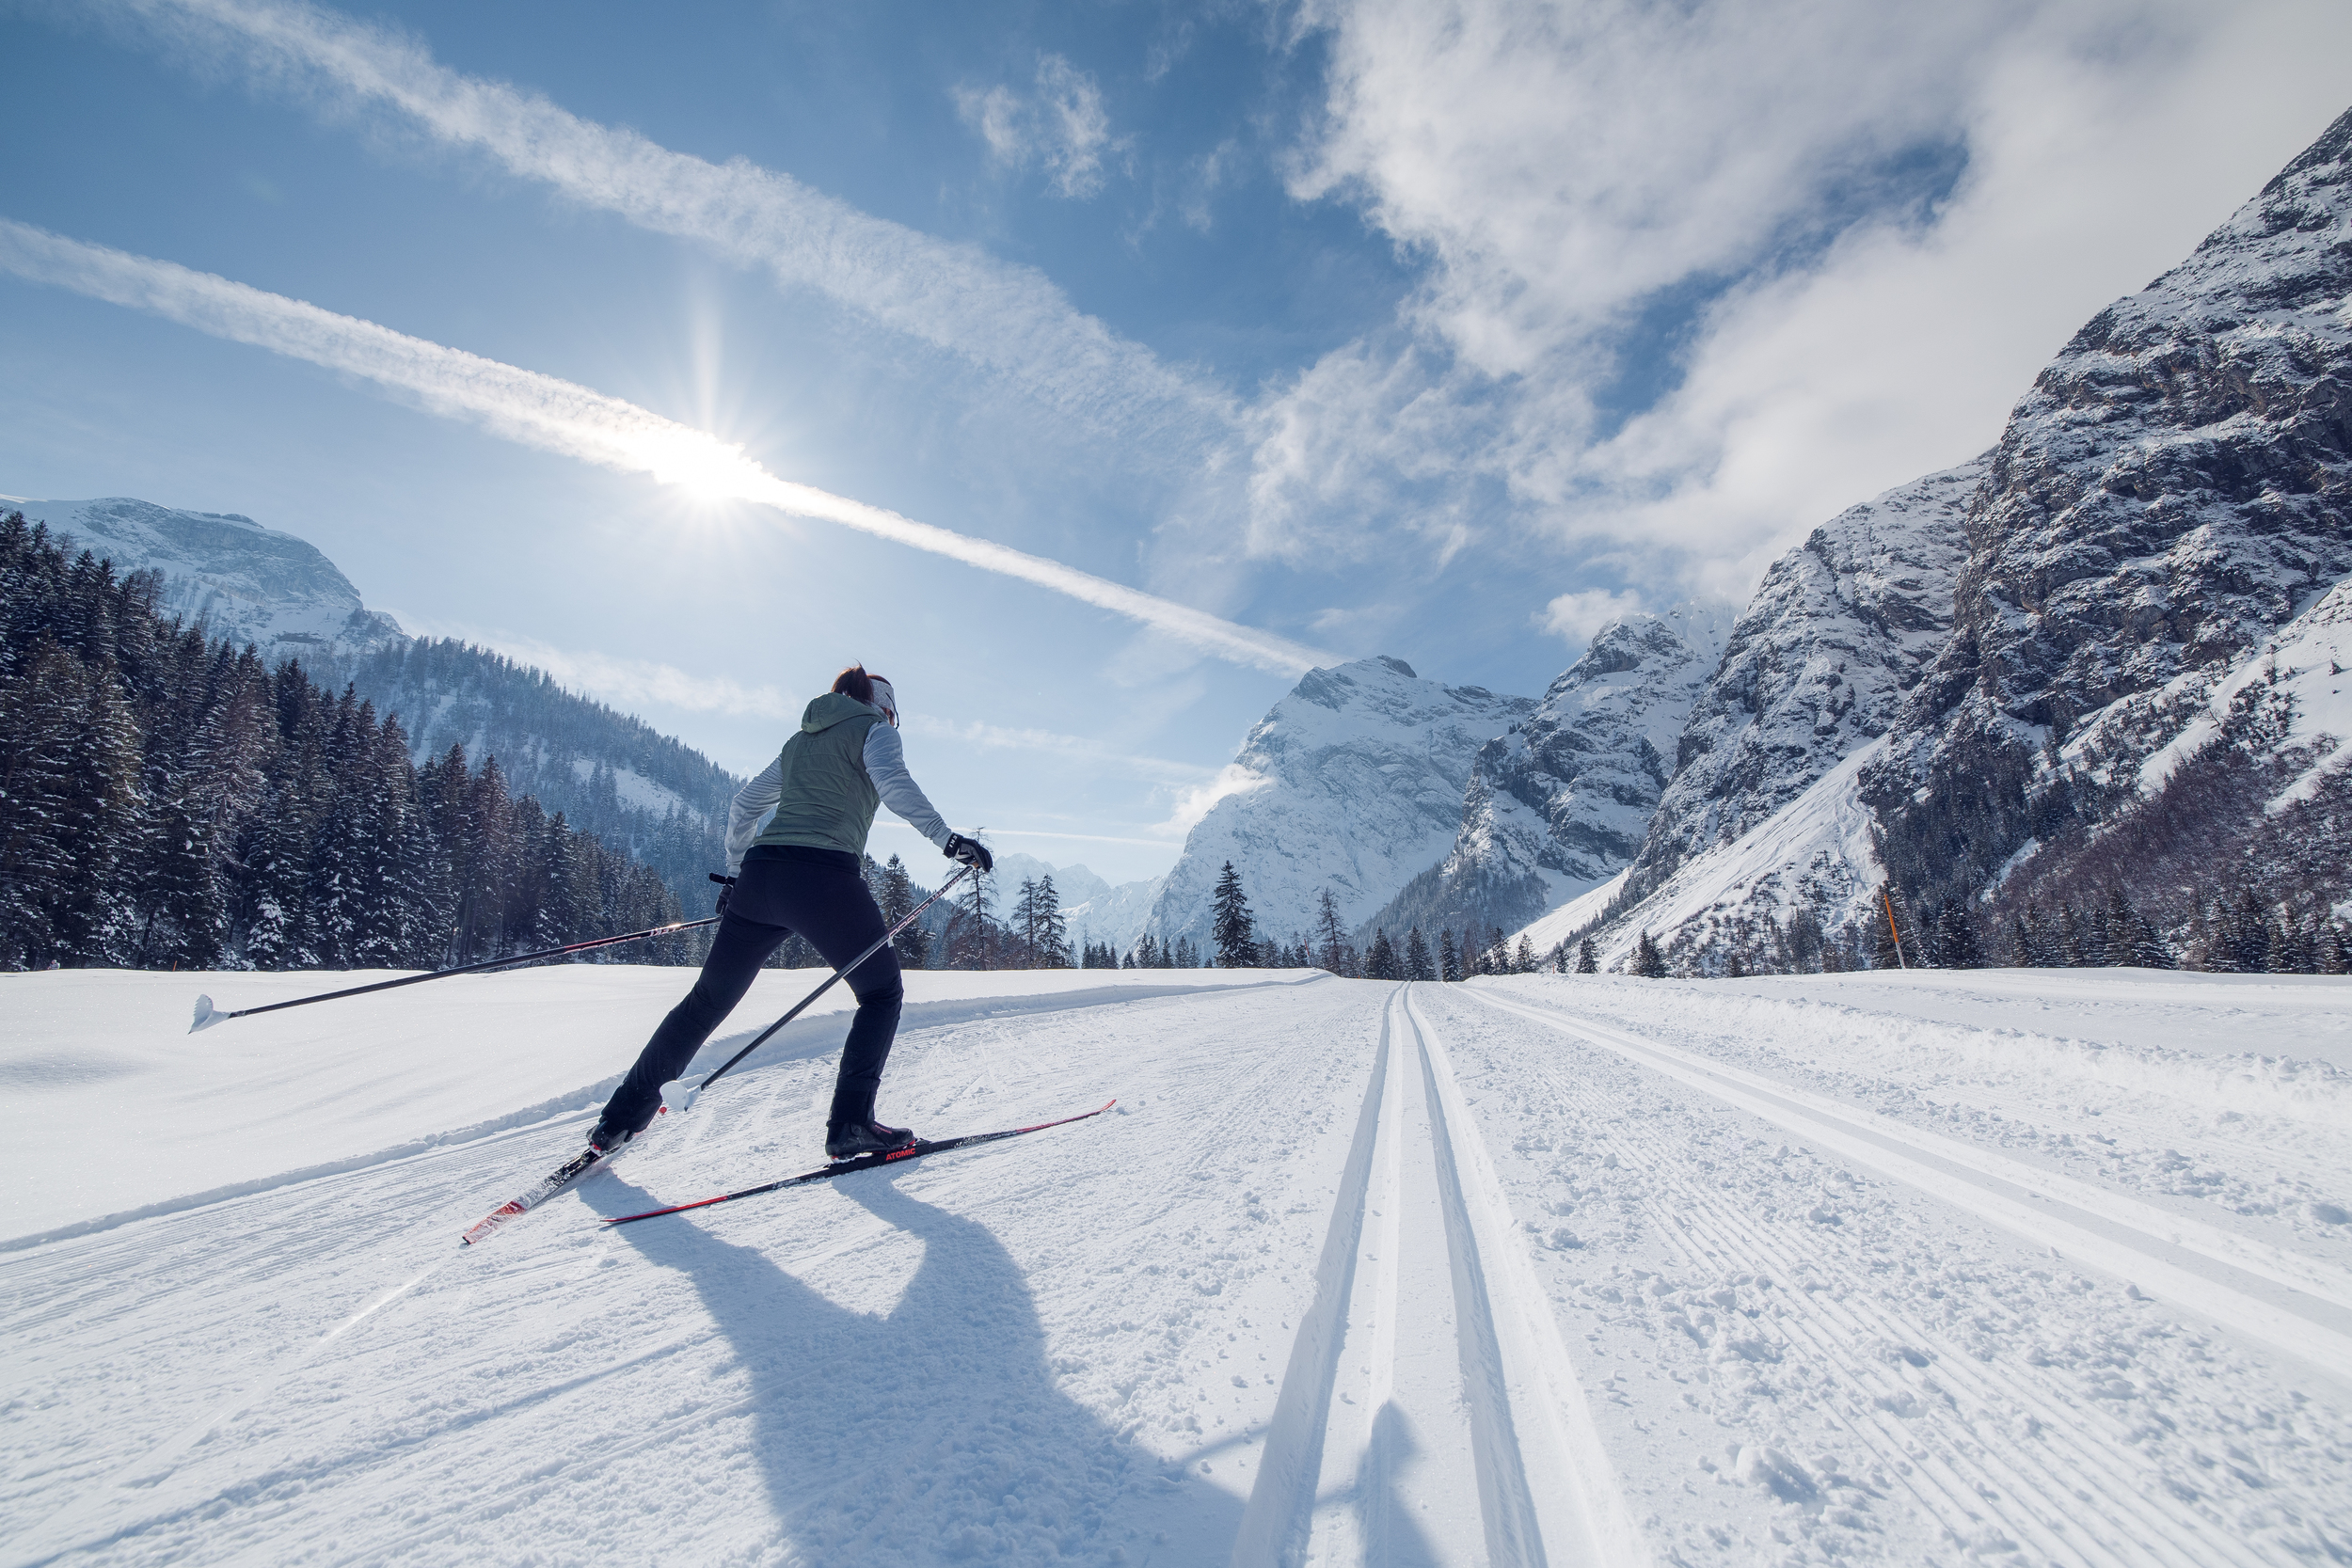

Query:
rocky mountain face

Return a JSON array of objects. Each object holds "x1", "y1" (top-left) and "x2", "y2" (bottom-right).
[
  {"x1": 1361, "y1": 604, "x2": 1732, "y2": 944},
  {"x1": 11, "y1": 497, "x2": 405, "y2": 657},
  {"x1": 1866, "y1": 104, "x2": 2352, "y2": 919},
  {"x1": 1549, "y1": 103, "x2": 2352, "y2": 972},
  {"x1": 1063, "y1": 875, "x2": 1164, "y2": 957},
  {"x1": 1148, "y1": 656, "x2": 1533, "y2": 952},
  {"x1": 1571, "y1": 460, "x2": 1984, "y2": 957}
]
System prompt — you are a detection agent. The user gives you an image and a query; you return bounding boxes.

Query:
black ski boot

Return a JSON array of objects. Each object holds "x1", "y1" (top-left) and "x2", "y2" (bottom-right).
[
  {"x1": 826, "y1": 1119, "x2": 917, "y2": 1160},
  {"x1": 589, "y1": 1116, "x2": 646, "y2": 1155}
]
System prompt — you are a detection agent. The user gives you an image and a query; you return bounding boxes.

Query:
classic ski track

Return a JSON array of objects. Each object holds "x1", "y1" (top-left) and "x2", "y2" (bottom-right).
[
  {"x1": 1237, "y1": 988, "x2": 1642, "y2": 1567},
  {"x1": 1551, "y1": 1065, "x2": 2243, "y2": 1566},
  {"x1": 1431, "y1": 990, "x2": 2302, "y2": 1568},
  {"x1": 1463, "y1": 989, "x2": 2352, "y2": 1385}
]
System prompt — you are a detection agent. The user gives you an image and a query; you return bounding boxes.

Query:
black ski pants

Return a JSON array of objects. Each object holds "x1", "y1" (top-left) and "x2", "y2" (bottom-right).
[{"x1": 599, "y1": 844, "x2": 904, "y2": 1137}]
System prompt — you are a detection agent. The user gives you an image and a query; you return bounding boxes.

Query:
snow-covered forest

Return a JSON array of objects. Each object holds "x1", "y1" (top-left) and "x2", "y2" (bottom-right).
[{"x1": 0, "y1": 512, "x2": 689, "y2": 973}]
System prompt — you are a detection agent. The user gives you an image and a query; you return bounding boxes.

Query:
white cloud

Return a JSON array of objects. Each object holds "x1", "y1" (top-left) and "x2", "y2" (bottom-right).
[
  {"x1": 0, "y1": 218, "x2": 1334, "y2": 676},
  {"x1": 957, "y1": 55, "x2": 1127, "y2": 199},
  {"x1": 1155, "y1": 763, "x2": 1272, "y2": 835},
  {"x1": 1538, "y1": 588, "x2": 1644, "y2": 645},
  {"x1": 1261, "y1": 0, "x2": 2352, "y2": 589},
  {"x1": 105, "y1": 0, "x2": 1208, "y2": 443}
]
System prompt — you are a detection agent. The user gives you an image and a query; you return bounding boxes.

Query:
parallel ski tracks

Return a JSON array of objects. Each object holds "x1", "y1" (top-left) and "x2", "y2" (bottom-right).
[
  {"x1": 1236, "y1": 986, "x2": 1642, "y2": 1567},
  {"x1": 1444, "y1": 987, "x2": 2315, "y2": 1568},
  {"x1": 1463, "y1": 988, "x2": 2352, "y2": 1383}
]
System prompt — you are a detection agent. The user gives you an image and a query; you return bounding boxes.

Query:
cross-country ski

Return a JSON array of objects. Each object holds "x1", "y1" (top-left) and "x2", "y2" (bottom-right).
[{"x1": 605, "y1": 1100, "x2": 1115, "y2": 1226}]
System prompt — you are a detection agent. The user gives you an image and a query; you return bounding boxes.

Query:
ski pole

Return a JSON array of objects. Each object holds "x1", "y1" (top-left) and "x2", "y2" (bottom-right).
[
  {"x1": 685, "y1": 862, "x2": 974, "y2": 1105},
  {"x1": 190, "y1": 914, "x2": 722, "y2": 1032}
]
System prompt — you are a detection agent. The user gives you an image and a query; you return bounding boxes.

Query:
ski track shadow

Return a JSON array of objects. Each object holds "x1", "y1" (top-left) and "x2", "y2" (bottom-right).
[{"x1": 589, "y1": 1169, "x2": 1244, "y2": 1564}]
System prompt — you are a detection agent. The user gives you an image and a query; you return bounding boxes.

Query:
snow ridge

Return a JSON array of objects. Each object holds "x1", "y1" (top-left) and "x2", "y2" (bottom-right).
[
  {"x1": 1150, "y1": 656, "x2": 1533, "y2": 949},
  {"x1": 8, "y1": 495, "x2": 405, "y2": 656},
  {"x1": 1368, "y1": 603, "x2": 1732, "y2": 945}
]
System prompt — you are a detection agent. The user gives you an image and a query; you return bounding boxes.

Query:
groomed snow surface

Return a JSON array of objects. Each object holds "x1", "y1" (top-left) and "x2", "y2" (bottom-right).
[{"x1": 5, "y1": 966, "x2": 2349, "y2": 1565}]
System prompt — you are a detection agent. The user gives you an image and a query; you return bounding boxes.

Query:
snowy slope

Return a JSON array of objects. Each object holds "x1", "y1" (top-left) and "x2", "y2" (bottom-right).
[
  {"x1": 5, "y1": 496, "x2": 405, "y2": 656},
  {"x1": 5, "y1": 969, "x2": 2347, "y2": 1565},
  {"x1": 1148, "y1": 656, "x2": 1533, "y2": 948},
  {"x1": 1366, "y1": 604, "x2": 1732, "y2": 945},
  {"x1": 1630, "y1": 463, "x2": 1979, "y2": 893}
]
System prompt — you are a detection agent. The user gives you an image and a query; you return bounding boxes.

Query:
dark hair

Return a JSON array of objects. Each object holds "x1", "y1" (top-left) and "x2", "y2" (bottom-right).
[{"x1": 832, "y1": 664, "x2": 885, "y2": 705}]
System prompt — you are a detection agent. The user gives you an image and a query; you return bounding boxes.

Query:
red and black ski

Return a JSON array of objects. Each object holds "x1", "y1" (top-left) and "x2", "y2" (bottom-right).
[
  {"x1": 603, "y1": 1100, "x2": 1116, "y2": 1227},
  {"x1": 459, "y1": 1106, "x2": 667, "y2": 1245}
]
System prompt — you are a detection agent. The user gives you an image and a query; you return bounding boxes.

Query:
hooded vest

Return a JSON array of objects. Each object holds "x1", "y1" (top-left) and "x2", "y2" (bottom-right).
[{"x1": 750, "y1": 692, "x2": 884, "y2": 857}]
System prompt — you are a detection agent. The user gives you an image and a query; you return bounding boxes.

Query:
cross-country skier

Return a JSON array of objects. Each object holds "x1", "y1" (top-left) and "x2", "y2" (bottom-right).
[{"x1": 590, "y1": 665, "x2": 992, "y2": 1160}]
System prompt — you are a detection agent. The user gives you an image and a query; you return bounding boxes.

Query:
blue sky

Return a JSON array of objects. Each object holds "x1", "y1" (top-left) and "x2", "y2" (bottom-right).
[{"x1": 3, "y1": 0, "x2": 2346, "y2": 882}]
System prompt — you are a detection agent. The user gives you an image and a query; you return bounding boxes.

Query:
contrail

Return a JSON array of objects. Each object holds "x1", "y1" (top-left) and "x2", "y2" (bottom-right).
[
  {"x1": 0, "y1": 220, "x2": 1328, "y2": 677},
  {"x1": 96, "y1": 0, "x2": 1234, "y2": 449}
]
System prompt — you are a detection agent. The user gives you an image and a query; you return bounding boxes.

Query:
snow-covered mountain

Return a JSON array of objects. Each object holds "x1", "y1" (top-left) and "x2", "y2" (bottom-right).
[
  {"x1": 1148, "y1": 656, "x2": 1533, "y2": 951},
  {"x1": 1568, "y1": 460, "x2": 1983, "y2": 960},
  {"x1": 7, "y1": 496, "x2": 405, "y2": 656},
  {"x1": 1063, "y1": 876, "x2": 1164, "y2": 958},
  {"x1": 1362, "y1": 603, "x2": 1732, "y2": 945},
  {"x1": 1867, "y1": 103, "x2": 2352, "y2": 920},
  {"x1": 984, "y1": 853, "x2": 1111, "y2": 908},
  {"x1": 8, "y1": 492, "x2": 739, "y2": 916},
  {"x1": 1549, "y1": 103, "x2": 2352, "y2": 971}
]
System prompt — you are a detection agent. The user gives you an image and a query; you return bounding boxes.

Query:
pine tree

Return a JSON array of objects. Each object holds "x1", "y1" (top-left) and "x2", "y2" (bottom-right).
[
  {"x1": 1932, "y1": 901, "x2": 1985, "y2": 969},
  {"x1": 1575, "y1": 936, "x2": 1597, "y2": 974},
  {"x1": 1513, "y1": 935, "x2": 1536, "y2": 974},
  {"x1": 1631, "y1": 930, "x2": 1667, "y2": 978},
  {"x1": 880, "y1": 854, "x2": 927, "y2": 969},
  {"x1": 1404, "y1": 927, "x2": 1433, "y2": 981},
  {"x1": 1438, "y1": 928, "x2": 1462, "y2": 982},
  {"x1": 1211, "y1": 862, "x2": 1256, "y2": 968},
  {"x1": 1312, "y1": 888, "x2": 1347, "y2": 975},
  {"x1": 1366, "y1": 928, "x2": 1400, "y2": 980}
]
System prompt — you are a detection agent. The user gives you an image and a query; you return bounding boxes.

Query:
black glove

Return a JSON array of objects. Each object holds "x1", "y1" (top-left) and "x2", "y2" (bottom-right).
[
  {"x1": 944, "y1": 833, "x2": 993, "y2": 873},
  {"x1": 708, "y1": 871, "x2": 736, "y2": 917}
]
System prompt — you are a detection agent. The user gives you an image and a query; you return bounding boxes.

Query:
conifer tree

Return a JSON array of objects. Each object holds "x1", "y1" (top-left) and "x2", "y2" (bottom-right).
[
  {"x1": 1211, "y1": 862, "x2": 1256, "y2": 968},
  {"x1": 1404, "y1": 927, "x2": 1433, "y2": 981},
  {"x1": 1631, "y1": 930, "x2": 1667, "y2": 978},
  {"x1": 1576, "y1": 936, "x2": 1598, "y2": 974},
  {"x1": 1438, "y1": 928, "x2": 1461, "y2": 982},
  {"x1": 880, "y1": 855, "x2": 927, "y2": 969},
  {"x1": 1366, "y1": 928, "x2": 1399, "y2": 980}
]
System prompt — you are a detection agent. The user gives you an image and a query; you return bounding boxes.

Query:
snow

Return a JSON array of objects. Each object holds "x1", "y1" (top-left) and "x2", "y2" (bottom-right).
[
  {"x1": 8, "y1": 497, "x2": 405, "y2": 656},
  {"x1": 1558, "y1": 741, "x2": 1887, "y2": 967},
  {"x1": 5, "y1": 968, "x2": 2349, "y2": 1564},
  {"x1": 1149, "y1": 656, "x2": 1533, "y2": 948},
  {"x1": 569, "y1": 757, "x2": 694, "y2": 820}
]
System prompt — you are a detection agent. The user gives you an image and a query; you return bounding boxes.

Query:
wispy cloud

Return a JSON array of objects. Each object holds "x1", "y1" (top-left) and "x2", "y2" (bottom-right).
[
  {"x1": 1537, "y1": 587, "x2": 1644, "y2": 645},
  {"x1": 904, "y1": 716, "x2": 1216, "y2": 784},
  {"x1": 955, "y1": 55, "x2": 1128, "y2": 198},
  {"x1": 103, "y1": 0, "x2": 1223, "y2": 446},
  {"x1": 0, "y1": 218, "x2": 1332, "y2": 676},
  {"x1": 1153, "y1": 762, "x2": 1271, "y2": 836}
]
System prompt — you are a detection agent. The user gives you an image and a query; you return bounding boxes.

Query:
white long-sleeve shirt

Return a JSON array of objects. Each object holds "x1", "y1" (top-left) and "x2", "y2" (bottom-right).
[{"x1": 723, "y1": 713, "x2": 952, "y2": 874}]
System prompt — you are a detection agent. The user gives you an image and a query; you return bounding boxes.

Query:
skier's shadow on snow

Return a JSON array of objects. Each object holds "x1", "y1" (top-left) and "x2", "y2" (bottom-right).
[{"x1": 588, "y1": 1166, "x2": 1244, "y2": 1563}]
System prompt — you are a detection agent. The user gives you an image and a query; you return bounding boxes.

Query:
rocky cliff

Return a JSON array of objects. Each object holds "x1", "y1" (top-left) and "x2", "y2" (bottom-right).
[{"x1": 1361, "y1": 604, "x2": 1732, "y2": 944}]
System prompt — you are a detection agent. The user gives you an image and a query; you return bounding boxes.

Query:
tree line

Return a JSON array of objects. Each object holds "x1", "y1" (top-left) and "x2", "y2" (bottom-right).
[{"x1": 0, "y1": 513, "x2": 690, "y2": 973}]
